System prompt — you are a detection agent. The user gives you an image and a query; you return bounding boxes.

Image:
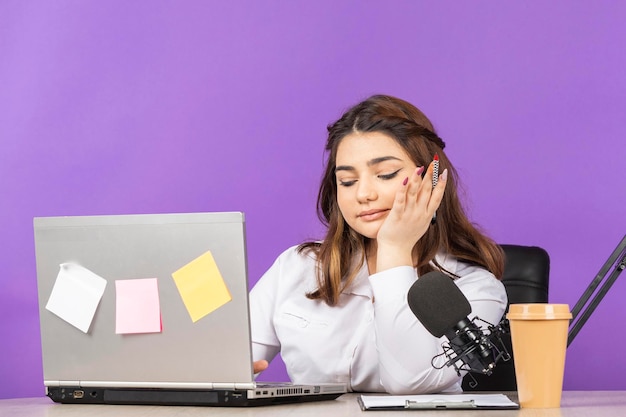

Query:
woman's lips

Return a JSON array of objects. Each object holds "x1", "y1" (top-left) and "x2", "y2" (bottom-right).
[{"x1": 357, "y1": 209, "x2": 389, "y2": 222}]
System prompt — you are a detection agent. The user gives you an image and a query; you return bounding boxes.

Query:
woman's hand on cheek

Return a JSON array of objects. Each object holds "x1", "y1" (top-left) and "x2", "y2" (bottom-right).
[{"x1": 375, "y1": 162, "x2": 448, "y2": 271}]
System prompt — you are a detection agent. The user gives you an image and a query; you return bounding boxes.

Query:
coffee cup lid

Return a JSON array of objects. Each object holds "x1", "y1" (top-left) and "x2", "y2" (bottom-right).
[{"x1": 506, "y1": 303, "x2": 572, "y2": 320}]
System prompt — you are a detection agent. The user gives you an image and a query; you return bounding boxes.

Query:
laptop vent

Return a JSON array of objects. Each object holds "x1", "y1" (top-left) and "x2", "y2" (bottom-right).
[{"x1": 276, "y1": 388, "x2": 303, "y2": 396}]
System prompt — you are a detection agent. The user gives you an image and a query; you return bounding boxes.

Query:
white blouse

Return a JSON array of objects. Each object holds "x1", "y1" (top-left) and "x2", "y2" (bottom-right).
[{"x1": 249, "y1": 245, "x2": 507, "y2": 394}]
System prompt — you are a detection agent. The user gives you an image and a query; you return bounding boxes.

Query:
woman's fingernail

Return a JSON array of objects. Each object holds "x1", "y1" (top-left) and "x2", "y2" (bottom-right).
[
  {"x1": 416, "y1": 166, "x2": 425, "y2": 176},
  {"x1": 403, "y1": 177, "x2": 409, "y2": 186},
  {"x1": 440, "y1": 169, "x2": 448, "y2": 181}
]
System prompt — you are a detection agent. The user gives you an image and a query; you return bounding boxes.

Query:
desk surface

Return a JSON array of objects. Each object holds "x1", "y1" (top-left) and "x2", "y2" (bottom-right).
[{"x1": 1, "y1": 391, "x2": 625, "y2": 417}]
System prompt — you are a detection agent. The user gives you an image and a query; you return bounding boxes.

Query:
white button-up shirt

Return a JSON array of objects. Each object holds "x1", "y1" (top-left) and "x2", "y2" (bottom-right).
[{"x1": 249, "y1": 245, "x2": 507, "y2": 394}]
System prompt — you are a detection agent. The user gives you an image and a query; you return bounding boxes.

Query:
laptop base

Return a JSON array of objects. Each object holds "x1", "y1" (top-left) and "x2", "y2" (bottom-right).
[{"x1": 47, "y1": 386, "x2": 345, "y2": 407}]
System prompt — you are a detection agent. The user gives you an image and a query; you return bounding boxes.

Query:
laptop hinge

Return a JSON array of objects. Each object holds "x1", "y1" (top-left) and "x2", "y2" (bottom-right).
[
  {"x1": 203, "y1": 382, "x2": 255, "y2": 390},
  {"x1": 45, "y1": 380, "x2": 79, "y2": 387},
  {"x1": 77, "y1": 381, "x2": 217, "y2": 389}
]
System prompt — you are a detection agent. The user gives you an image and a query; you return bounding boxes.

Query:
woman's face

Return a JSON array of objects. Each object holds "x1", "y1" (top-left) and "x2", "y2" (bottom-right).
[{"x1": 335, "y1": 131, "x2": 417, "y2": 240}]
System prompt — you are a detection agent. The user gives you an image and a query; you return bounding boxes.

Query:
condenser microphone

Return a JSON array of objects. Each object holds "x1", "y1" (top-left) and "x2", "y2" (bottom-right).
[{"x1": 407, "y1": 271, "x2": 509, "y2": 378}]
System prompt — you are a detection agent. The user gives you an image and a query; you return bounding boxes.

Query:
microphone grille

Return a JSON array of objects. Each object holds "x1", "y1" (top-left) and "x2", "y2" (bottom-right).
[{"x1": 407, "y1": 271, "x2": 472, "y2": 338}]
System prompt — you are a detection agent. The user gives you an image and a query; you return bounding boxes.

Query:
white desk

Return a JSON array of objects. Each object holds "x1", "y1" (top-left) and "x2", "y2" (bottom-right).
[{"x1": 1, "y1": 391, "x2": 625, "y2": 417}]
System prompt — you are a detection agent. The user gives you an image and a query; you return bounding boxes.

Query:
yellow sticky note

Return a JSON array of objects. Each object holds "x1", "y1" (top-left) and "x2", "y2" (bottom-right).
[{"x1": 171, "y1": 251, "x2": 232, "y2": 322}]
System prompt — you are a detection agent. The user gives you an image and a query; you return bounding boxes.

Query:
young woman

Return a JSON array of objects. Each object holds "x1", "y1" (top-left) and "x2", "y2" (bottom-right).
[{"x1": 249, "y1": 95, "x2": 507, "y2": 394}]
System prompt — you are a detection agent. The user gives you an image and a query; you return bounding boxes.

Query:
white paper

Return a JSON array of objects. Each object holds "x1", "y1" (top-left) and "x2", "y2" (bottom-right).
[
  {"x1": 359, "y1": 393, "x2": 518, "y2": 409},
  {"x1": 45, "y1": 263, "x2": 107, "y2": 333}
]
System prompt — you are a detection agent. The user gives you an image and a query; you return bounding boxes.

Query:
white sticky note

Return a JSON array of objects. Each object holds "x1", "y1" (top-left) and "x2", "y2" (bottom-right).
[{"x1": 45, "y1": 263, "x2": 107, "y2": 333}]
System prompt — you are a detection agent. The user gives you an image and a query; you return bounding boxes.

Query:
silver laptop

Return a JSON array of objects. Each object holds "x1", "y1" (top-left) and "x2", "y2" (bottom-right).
[{"x1": 33, "y1": 212, "x2": 346, "y2": 406}]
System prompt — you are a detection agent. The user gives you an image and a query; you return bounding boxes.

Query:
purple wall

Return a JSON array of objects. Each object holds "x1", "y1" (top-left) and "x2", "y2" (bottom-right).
[{"x1": 1, "y1": 2, "x2": 624, "y2": 399}]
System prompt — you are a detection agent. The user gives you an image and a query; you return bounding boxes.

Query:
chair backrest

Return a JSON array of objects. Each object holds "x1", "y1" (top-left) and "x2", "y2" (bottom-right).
[{"x1": 462, "y1": 244, "x2": 550, "y2": 391}]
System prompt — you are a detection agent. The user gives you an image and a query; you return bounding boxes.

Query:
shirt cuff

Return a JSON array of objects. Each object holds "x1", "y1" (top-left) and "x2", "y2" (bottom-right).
[{"x1": 368, "y1": 265, "x2": 417, "y2": 301}]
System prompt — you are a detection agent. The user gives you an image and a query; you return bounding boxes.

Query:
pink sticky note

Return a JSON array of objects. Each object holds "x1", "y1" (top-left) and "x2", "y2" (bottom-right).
[{"x1": 115, "y1": 278, "x2": 162, "y2": 334}]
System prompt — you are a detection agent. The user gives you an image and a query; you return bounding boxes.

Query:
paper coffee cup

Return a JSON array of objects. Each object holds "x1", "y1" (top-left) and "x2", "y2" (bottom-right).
[{"x1": 507, "y1": 304, "x2": 572, "y2": 408}]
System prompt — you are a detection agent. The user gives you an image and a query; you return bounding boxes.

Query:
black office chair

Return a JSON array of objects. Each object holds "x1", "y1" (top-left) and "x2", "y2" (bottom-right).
[{"x1": 462, "y1": 244, "x2": 550, "y2": 391}]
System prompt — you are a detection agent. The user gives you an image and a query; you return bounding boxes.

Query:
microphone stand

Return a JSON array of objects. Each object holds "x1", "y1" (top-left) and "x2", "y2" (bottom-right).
[{"x1": 567, "y1": 234, "x2": 626, "y2": 347}]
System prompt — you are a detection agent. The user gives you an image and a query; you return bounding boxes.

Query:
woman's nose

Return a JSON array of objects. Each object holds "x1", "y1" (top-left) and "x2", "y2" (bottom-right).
[{"x1": 356, "y1": 179, "x2": 377, "y2": 202}]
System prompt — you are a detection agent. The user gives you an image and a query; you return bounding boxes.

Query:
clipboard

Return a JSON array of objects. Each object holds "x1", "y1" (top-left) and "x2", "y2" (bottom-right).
[{"x1": 358, "y1": 393, "x2": 519, "y2": 410}]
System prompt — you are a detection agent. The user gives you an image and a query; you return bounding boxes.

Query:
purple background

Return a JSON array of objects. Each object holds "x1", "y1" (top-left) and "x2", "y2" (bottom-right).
[{"x1": 1, "y1": 2, "x2": 624, "y2": 399}]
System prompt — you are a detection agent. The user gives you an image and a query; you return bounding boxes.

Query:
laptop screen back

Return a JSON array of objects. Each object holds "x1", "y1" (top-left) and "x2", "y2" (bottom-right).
[{"x1": 34, "y1": 212, "x2": 254, "y2": 388}]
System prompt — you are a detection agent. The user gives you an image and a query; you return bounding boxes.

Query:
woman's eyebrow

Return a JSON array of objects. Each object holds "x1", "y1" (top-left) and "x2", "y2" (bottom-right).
[
  {"x1": 335, "y1": 156, "x2": 402, "y2": 173},
  {"x1": 367, "y1": 156, "x2": 402, "y2": 166},
  {"x1": 335, "y1": 165, "x2": 355, "y2": 173}
]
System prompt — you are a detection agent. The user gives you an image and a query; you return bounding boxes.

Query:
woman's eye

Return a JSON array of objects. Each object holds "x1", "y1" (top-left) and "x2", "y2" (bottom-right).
[
  {"x1": 338, "y1": 180, "x2": 357, "y2": 187},
  {"x1": 378, "y1": 169, "x2": 401, "y2": 180}
]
